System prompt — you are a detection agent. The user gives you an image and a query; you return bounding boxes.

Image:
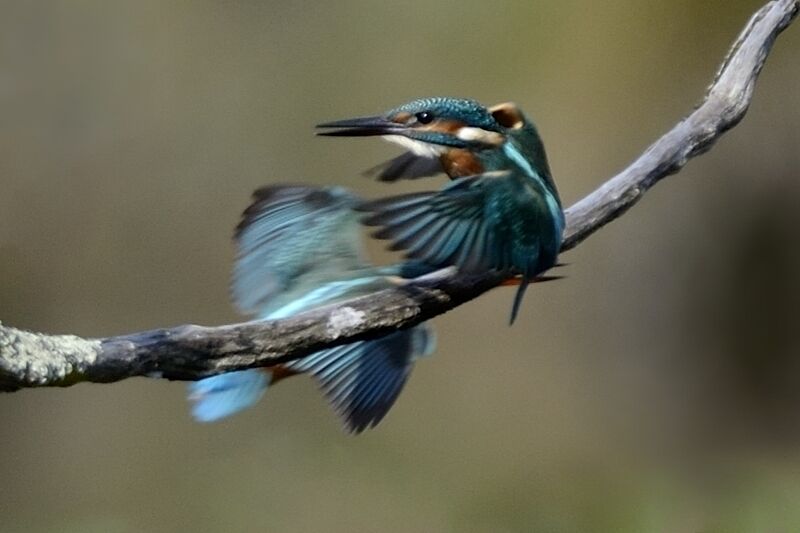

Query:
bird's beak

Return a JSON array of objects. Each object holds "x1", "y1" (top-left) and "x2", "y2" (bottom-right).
[{"x1": 316, "y1": 116, "x2": 405, "y2": 137}]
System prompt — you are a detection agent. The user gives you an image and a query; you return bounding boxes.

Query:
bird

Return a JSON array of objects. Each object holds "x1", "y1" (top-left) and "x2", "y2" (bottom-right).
[
  {"x1": 317, "y1": 97, "x2": 565, "y2": 324},
  {"x1": 187, "y1": 185, "x2": 436, "y2": 433}
]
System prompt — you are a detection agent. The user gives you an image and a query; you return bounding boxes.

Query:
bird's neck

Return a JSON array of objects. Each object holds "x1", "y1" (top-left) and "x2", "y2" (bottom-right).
[
  {"x1": 440, "y1": 133, "x2": 557, "y2": 198},
  {"x1": 439, "y1": 143, "x2": 526, "y2": 179}
]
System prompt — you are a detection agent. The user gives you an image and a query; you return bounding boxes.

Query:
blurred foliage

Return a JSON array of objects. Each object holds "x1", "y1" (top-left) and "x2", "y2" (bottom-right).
[{"x1": 1, "y1": 1, "x2": 799, "y2": 531}]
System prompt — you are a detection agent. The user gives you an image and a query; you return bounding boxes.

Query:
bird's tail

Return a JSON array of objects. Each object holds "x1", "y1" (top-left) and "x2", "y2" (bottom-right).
[
  {"x1": 509, "y1": 273, "x2": 530, "y2": 326},
  {"x1": 504, "y1": 267, "x2": 566, "y2": 325},
  {"x1": 187, "y1": 370, "x2": 271, "y2": 423}
]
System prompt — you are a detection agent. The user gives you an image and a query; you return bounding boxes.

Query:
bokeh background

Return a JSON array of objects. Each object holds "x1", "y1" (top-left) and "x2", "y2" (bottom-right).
[{"x1": 1, "y1": 1, "x2": 799, "y2": 531}]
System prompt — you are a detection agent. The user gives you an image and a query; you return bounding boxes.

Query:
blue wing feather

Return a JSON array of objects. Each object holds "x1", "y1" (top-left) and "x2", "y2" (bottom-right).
[
  {"x1": 232, "y1": 185, "x2": 367, "y2": 316},
  {"x1": 360, "y1": 176, "x2": 499, "y2": 273},
  {"x1": 360, "y1": 172, "x2": 564, "y2": 323},
  {"x1": 188, "y1": 184, "x2": 439, "y2": 430},
  {"x1": 287, "y1": 328, "x2": 432, "y2": 433}
]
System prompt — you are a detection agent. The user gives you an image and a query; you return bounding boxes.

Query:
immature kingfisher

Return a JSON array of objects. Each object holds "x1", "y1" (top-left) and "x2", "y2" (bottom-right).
[
  {"x1": 317, "y1": 97, "x2": 565, "y2": 323},
  {"x1": 187, "y1": 185, "x2": 436, "y2": 433}
]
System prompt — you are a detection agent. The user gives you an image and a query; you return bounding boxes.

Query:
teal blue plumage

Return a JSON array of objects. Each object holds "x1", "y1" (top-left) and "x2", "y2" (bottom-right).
[
  {"x1": 318, "y1": 97, "x2": 565, "y2": 323},
  {"x1": 285, "y1": 327, "x2": 433, "y2": 433},
  {"x1": 188, "y1": 185, "x2": 436, "y2": 432}
]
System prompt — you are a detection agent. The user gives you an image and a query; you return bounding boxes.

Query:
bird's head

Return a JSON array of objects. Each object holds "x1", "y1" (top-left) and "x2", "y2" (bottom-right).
[{"x1": 319, "y1": 96, "x2": 527, "y2": 155}]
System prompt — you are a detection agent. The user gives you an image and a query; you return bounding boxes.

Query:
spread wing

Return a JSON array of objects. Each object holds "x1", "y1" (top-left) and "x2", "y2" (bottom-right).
[
  {"x1": 232, "y1": 185, "x2": 367, "y2": 317},
  {"x1": 359, "y1": 173, "x2": 549, "y2": 324},
  {"x1": 359, "y1": 174, "x2": 519, "y2": 273}
]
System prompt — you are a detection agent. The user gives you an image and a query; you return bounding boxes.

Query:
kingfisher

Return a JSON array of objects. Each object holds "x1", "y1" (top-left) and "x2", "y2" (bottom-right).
[
  {"x1": 187, "y1": 185, "x2": 436, "y2": 433},
  {"x1": 317, "y1": 97, "x2": 565, "y2": 324}
]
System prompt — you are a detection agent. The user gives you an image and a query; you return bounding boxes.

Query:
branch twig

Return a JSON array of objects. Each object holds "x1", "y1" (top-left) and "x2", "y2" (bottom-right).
[{"x1": 1, "y1": 0, "x2": 797, "y2": 392}]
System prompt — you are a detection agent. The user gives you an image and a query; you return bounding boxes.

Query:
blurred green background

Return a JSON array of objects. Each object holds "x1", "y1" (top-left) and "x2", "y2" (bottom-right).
[{"x1": 1, "y1": 1, "x2": 799, "y2": 531}]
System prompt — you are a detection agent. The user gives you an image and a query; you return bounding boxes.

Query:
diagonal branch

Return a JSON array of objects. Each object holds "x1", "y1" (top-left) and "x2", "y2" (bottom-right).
[{"x1": 1, "y1": 0, "x2": 797, "y2": 392}]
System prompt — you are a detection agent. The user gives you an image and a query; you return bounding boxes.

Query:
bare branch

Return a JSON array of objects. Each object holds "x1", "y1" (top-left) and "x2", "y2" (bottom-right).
[
  {"x1": 562, "y1": 0, "x2": 798, "y2": 250},
  {"x1": 1, "y1": 0, "x2": 797, "y2": 392}
]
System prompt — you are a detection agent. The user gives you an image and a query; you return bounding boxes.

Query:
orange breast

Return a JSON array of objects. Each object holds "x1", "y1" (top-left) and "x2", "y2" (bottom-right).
[{"x1": 440, "y1": 149, "x2": 484, "y2": 178}]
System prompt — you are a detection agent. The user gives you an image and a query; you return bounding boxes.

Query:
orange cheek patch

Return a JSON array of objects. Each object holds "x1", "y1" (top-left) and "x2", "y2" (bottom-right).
[
  {"x1": 391, "y1": 112, "x2": 412, "y2": 124},
  {"x1": 422, "y1": 119, "x2": 465, "y2": 133}
]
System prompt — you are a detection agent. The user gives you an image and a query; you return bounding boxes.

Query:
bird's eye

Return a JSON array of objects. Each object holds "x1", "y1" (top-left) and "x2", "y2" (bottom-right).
[{"x1": 415, "y1": 111, "x2": 434, "y2": 124}]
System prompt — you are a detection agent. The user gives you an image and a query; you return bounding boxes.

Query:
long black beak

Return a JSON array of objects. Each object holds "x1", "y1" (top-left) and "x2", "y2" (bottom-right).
[{"x1": 316, "y1": 116, "x2": 405, "y2": 137}]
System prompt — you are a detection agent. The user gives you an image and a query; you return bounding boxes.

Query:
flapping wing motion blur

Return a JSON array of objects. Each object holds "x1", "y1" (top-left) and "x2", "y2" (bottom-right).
[{"x1": 232, "y1": 185, "x2": 367, "y2": 316}]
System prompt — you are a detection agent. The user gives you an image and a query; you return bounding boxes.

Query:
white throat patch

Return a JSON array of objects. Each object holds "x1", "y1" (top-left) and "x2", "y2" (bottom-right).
[{"x1": 382, "y1": 135, "x2": 446, "y2": 158}]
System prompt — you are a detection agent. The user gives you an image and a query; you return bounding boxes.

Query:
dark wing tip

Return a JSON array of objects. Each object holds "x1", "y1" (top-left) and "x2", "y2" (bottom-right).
[
  {"x1": 235, "y1": 184, "x2": 301, "y2": 239},
  {"x1": 365, "y1": 152, "x2": 444, "y2": 182},
  {"x1": 236, "y1": 184, "x2": 358, "y2": 239}
]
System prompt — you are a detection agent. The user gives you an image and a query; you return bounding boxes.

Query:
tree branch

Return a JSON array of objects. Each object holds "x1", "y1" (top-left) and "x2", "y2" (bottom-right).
[{"x1": 1, "y1": 0, "x2": 797, "y2": 392}]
